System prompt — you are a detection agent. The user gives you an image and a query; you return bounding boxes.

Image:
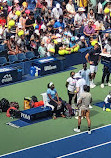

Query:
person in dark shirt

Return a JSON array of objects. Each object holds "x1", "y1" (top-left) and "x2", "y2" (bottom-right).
[
  {"x1": 25, "y1": 12, "x2": 35, "y2": 40},
  {"x1": 85, "y1": 43, "x2": 101, "y2": 88}
]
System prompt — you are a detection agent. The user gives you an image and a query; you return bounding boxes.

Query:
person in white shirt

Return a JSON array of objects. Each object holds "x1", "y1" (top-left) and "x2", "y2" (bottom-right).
[
  {"x1": 74, "y1": 7, "x2": 86, "y2": 27},
  {"x1": 45, "y1": 0, "x2": 53, "y2": 8},
  {"x1": 97, "y1": 2, "x2": 103, "y2": 14},
  {"x1": 66, "y1": 0, "x2": 76, "y2": 18},
  {"x1": 66, "y1": 71, "x2": 76, "y2": 105},
  {"x1": 74, "y1": 73, "x2": 86, "y2": 103},
  {"x1": 51, "y1": 3, "x2": 63, "y2": 20}
]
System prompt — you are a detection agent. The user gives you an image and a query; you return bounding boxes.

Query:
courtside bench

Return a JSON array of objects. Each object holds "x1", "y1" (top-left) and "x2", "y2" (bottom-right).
[{"x1": 20, "y1": 106, "x2": 52, "y2": 123}]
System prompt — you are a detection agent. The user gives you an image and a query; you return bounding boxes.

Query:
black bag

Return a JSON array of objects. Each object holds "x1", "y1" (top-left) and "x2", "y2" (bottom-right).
[
  {"x1": 0, "y1": 98, "x2": 10, "y2": 112},
  {"x1": 9, "y1": 109, "x2": 21, "y2": 118},
  {"x1": 9, "y1": 102, "x2": 19, "y2": 109},
  {"x1": 108, "y1": 97, "x2": 111, "y2": 103}
]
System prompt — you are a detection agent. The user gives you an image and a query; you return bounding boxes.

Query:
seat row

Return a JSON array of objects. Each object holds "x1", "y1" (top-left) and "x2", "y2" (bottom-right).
[{"x1": 0, "y1": 52, "x2": 36, "y2": 66}]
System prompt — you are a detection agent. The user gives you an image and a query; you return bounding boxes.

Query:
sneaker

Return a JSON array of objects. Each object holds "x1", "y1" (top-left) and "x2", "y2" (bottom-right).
[
  {"x1": 90, "y1": 83, "x2": 96, "y2": 88},
  {"x1": 108, "y1": 83, "x2": 111, "y2": 87},
  {"x1": 89, "y1": 104, "x2": 93, "y2": 109},
  {"x1": 75, "y1": 116, "x2": 78, "y2": 119},
  {"x1": 74, "y1": 128, "x2": 80, "y2": 133},
  {"x1": 101, "y1": 84, "x2": 104, "y2": 88},
  {"x1": 88, "y1": 130, "x2": 91, "y2": 134}
]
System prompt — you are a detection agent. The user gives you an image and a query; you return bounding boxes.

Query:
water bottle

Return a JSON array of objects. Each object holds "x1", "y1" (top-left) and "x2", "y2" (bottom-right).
[
  {"x1": 103, "y1": 105, "x2": 105, "y2": 111},
  {"x1": 30, "y1": 66, "x2": 36, "y2": 76}
]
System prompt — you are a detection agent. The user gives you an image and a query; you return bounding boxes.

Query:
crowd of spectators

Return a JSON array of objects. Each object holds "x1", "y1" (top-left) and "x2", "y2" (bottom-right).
[{"x1": 0, "y1": 0, "x2": 110, "y2": 58}]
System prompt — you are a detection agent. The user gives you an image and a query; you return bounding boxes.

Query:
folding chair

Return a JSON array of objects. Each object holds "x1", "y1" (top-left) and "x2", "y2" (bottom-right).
[{"x1": 40, "y1": 93, "x2": 54, "y2": 111}]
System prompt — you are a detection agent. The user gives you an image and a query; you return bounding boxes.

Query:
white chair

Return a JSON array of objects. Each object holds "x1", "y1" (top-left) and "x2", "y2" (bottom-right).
[{"x1": 40, "y1": 93, "x2": 54, "y2": 111}]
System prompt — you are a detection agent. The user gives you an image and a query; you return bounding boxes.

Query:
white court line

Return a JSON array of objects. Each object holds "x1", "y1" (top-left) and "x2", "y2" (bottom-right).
[
  {"x1": 57, "y1": 141, "x2": 111, "y2": 158},
  {"x1": 0, "y1": 124, "x2": 111, "y2": 157}
]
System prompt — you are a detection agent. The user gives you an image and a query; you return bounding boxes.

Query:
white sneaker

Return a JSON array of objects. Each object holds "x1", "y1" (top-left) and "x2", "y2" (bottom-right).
[
  {"x1": 75, "y1": 116, "x2": 78, "y2": 119},
  {"x1": 108, "y1": 83, "x2": 111, "y2": 87},
  {"x1": 88, "y1": 130, "x2": 91, "y2": 134},
  {"x1": 89, "y1": 104, "x2": 93, "y2": 109},
  {"x1": 101, "y1": 84, "x2": 104, "y2": 88},
  {"x1": 74, "y1": 128, "x2": 80, "y2": 133},
  {"x1": 90, "y1": 83, "x2": 96, "y2": 88}
]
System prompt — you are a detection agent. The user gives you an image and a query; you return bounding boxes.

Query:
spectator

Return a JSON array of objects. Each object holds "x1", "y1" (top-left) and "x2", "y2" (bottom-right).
[
  {"x1": 74, "y1": 7, "x2": 86, "y2": 27},
  {"x1": 7, "y1": 35, "x2": 18, "y2": 55},
  {"x1": 74, "y1": 36, "x2": 88, "y2": 49},
  {"x1": 53, "y1": 16, "x2": 65, "y2": 30},
  {"x1": 83, "y1": 20, "x2": 95, "y2": 37},
  {"x1": 16, "y1": 35, "x2": 27, "y2": 53},
  {"x1": 19, "y1": 11, "x2": 27, "y2": 31},
  {"x1": 87, "y1": 9, "x2": 95, "y2": 21},
  {"x1": 51, "y1": 3, "x2": 63, "y2": 20},
  {"x1": 66, "y1": 0, "x2": 76, "y2": 18},
  {"x1": 47, "y1": 82, "x2": 66, "y2": 119},
  {"x1": 38, "y1": 41, "x2": 48, "y2": 58}
]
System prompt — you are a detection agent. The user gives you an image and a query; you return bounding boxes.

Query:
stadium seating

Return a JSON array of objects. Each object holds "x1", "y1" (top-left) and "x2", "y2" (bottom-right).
[
  {"x1": 0, "y1": 57, "x2": 8, "y2": 66},
  {"x1": 17, "y1": 53, "x2": 27, "y2": 62},
  {"x1": 25, "y1": 51, "x2": 35, "y2": 60},
  {"x1": 8, "y1": 55, "x2": 18, "y2": 64}
]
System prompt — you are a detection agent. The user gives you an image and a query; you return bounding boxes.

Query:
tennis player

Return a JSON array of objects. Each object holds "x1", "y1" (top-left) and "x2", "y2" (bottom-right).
[{"x1": 74, "y1": 85, "x2": 92, "y2": 134}]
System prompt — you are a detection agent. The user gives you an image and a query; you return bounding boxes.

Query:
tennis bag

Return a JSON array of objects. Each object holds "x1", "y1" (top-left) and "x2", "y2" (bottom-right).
[
  {"x1": 9, "y1": 102, "x2": 19, "y2": 109},
  {"x1": 0, "y1": 98, "x2": 10, "y2": 112},
  {"x1": 6, "y1": 107, "x2": 21, "y2": 118}
]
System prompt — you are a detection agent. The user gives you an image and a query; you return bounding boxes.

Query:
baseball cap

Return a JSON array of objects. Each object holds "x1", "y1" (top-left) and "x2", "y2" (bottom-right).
[
  {"x1": 80, "y1": 36, "x2": 85, "y2": 40},
  {"x1": 56, "y1": 3, "x2": 60, "y2": 8}
]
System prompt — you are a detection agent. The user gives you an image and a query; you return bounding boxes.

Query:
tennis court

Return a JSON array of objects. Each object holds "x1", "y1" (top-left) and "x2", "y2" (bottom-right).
[
  {"x1": 0, "y1": 124, "x2": 111, "y2": 158},
  {"x1": 0, "y1": 64, "x2": 111, "y2": 157}
]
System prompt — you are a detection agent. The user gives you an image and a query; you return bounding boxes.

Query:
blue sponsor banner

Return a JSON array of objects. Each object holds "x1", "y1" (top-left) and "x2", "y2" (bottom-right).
[
  {"x1": 33, "y1": 57, "x2": 62, "y2": 76},
  {"x1": 0, "y1": 67, "x2": 21, "y2": 85}
]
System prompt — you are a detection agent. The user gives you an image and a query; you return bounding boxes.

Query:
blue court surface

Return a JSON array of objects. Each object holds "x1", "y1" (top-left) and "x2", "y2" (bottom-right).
[{"x1": 1, "y1": 124, "x2": 111, "y2": 158}]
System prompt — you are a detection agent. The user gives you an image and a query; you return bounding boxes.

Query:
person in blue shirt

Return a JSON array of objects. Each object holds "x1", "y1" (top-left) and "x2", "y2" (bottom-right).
[
  {"x1": 27, "y1": 0, "x2": 37, "y2": 10},
  {"x1": 79, "y1": 63, "x2": 91, "y2": 88},
  {"x1": 47, "y1": 82, "x2": 66, "y2": 119},
  {"x1": 69, "y1": 36, "x2": 76, "y2": 48},
  {"x1": 53, "y1": 16, "x2": 65, "y2": 30}
]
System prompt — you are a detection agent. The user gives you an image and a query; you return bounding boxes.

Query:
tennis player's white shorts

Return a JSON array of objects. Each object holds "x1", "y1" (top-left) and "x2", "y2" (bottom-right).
[{"x1": 90, "y1": 65, "x2": 98, "y2": 73}]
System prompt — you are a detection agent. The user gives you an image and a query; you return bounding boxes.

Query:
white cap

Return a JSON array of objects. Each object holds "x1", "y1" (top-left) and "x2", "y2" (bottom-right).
[
  {"x1": 56, "y1": 3, "x2": 60, "y2": 8},
  {"x1": 80, "y1": 36, "x2": 85, "y2": 40},
  {"x1": 78, "y1": 7, "x2": 85, "y2": 12},
  {"x1": 74, "y1": 73, "x2": 82, "y2": 79},
  {"x1": 49, "y1": 82, "x2": 54, "y2": 87},
  {"x1": 34, "y1": 29, "x2": 40, "y2": 35}
]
